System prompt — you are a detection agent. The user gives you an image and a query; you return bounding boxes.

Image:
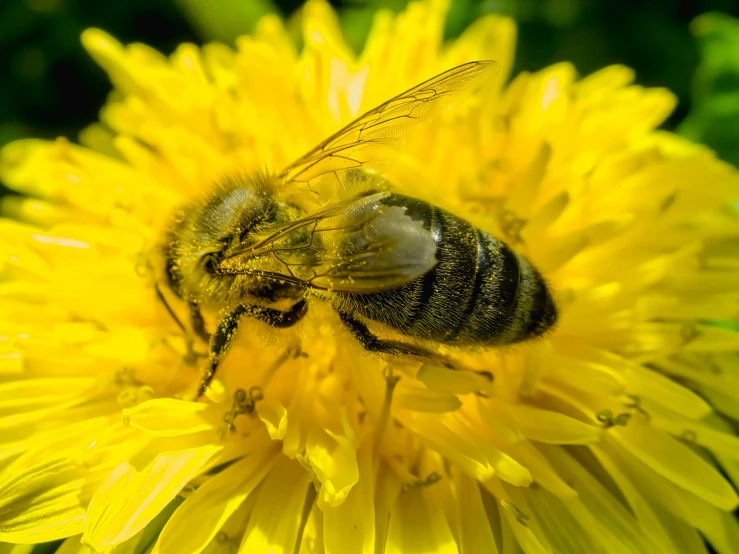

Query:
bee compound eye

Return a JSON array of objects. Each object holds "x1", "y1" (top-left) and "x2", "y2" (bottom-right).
[{"x1": 202, "y1": 254, "x2": 218, "y2": 274}]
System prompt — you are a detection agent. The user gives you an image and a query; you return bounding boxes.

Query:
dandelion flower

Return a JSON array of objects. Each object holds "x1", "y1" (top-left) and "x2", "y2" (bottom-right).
[{"x1": 1, "y1": 1, "x2": 739, "y2": 553}]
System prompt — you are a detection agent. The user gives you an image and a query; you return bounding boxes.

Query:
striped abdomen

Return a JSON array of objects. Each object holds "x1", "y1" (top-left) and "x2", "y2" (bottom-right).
[{"x1": 334, "y1": 194, "x2": 557, "y2": 346}]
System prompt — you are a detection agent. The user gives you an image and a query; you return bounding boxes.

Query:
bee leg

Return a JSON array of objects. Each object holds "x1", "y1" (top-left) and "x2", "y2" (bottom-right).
[
  {"x1": 154, "y1": 282, "x2": 187, "y2": 334},
  {"x1": 196, "y1": 299, "x2": 308, "y2": 399},
  {"x1": 155, "y1": 282, "x2": 201, "y2": 363},
  {"x1": 154, "y1": 283, "x2": 208, "y2": 364},
  {"x1": 338, "y1": 311, "x2": 455, "y2": 368},
  {"x1": 188, "y1": 301, "x2": 210, "y2": 342}
]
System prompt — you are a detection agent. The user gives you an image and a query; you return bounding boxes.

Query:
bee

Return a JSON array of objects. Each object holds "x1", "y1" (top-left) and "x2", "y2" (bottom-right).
[{"x1": 159, "y1": 61, "x2": 557, "y2": 398}]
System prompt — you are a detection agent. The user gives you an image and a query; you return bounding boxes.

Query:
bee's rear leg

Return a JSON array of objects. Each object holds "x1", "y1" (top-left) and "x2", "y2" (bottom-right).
[
  {"x1": 338, "y1": 311, "x2": 491, "y2": 382},
  {"x1": 196, "y1": 299, "x2": 308, "y2": 400},
  {"x1": 338, "y1": 311, "x2": 452, "y2": 364}
]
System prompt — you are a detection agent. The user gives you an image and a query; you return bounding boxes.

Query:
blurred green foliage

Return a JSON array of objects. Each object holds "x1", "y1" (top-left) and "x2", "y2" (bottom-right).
[
  {"x1": 678, "y1": 12, "x2": 739, "y2": 166},
  {"x1": 1, "y1": 0, "x2": 739, "y2": 167},
  {"x1": 174, "y1": 0, "x2": 277, "y2": 43}
]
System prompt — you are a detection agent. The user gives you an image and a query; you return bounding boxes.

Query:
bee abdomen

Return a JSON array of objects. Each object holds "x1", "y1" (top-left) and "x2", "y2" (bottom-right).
[
  {"x1": 456, "y1": 232, "x2": 556, "y2": 345},
  {"x1": 447, "y1": 229, "x2": 520, "y2": 344},
  {"x1": 405, "y1": 212, "x2": 541, "y2": 346},
  {"x1": 341, "y1": 194, "x2": 557, "y2": 346}
]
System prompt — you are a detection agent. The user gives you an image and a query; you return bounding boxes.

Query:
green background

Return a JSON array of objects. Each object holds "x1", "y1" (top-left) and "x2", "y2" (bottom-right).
[{"x1": 1, "y1": 0, "x2": 739, "y2": 167}]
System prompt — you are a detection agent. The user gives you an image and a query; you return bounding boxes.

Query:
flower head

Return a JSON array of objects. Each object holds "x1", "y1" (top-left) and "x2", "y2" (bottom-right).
[{"x1": 1, "y1": 1, "x2": 739, "y2": 553}]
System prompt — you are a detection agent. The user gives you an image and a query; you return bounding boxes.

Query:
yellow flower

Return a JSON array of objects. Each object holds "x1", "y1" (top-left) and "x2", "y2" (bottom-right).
[{"x1": 1, "y1": 0, "x2": 739, "y2": 552}]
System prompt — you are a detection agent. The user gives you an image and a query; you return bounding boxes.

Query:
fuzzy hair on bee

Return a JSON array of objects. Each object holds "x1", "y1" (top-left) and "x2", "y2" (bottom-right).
[{"x1": 163, "y1": 172, "x2": 306, "y2": 311}]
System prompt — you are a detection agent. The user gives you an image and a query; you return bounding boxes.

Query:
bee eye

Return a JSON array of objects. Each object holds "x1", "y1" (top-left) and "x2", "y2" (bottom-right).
[{"x1": 203, "y1": 254, "x2": 218, "y2": 274}]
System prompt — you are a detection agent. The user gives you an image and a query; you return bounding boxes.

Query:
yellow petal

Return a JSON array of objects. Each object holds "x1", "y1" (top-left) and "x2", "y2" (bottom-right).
[
  {"x1": 53, "y1": 537, "x2": 92, "y2": 554},
  {"x1": 385, "y1": 485, "x2": 459, "y2": 554},
  {"x1": 507, "y1": 442, "x2": 576, "y2": 500},
  {"x1": 621, "y1": 364, "x2": 711, "y2": 419},
  {"x1": 80, "y1": 29, "x2": 132, "y2": 92},
  {"x1": 373, "y1": 460, "x2": 404, "y2": 554},
  {"x1": 600, "y1": 438, "x2": 739, "y2": 554},
  {"x1": 590, "y1": 444, "x2": 681, "y2": 553},
  {"x1": 647, "y1": 407, "x2": 739, "y2": 462},
  {"x1": 446, "y1": 14, "x2": 516, "y2": 87},
  {"x1": 496, "y1": 494, "x2": 551, "y2": 554},
  {"x1": 0, "y1": 459, "x2": 90, "y2": 543},
  {"x1": 0, "y1": 345, "x2": 22, "y2": 375},
  {"x1": 83, "y1": 442, "x2": 221, "y2": 551},
  {"x1": 303, "y1": 417, "x2": 359, "y2": 509},
  {"x1": 403, "y1": 412, "x2": 532, "y2": 486},
  {"x1": 537, "y1": 445, "x2": 662, "y2": 554},
  {"x1": 238, "y1": 457, "x2": 312, "y2": 554},
  {"x1": 0, "y1": 377, "x2": 98, "y2": 411},
  {"x1": 452, "y1": 468, "x2": 499, "y2": 554},
  {"x1": 323, "y1": 444, "x2": 375, "y2": 554},
  {"x1": 157, "y1": 443, "x2": 280, "y2": 554},
  {"x1": 256, "y1": 401, "x2": 288, "y2": 440},
  {"x1": 394, "y1": 382, "x2": 462, "y2": 413},
  {"x1": 611, "y1": 422, "x2": 738, "y2": 511},
  {"x1": 123, "y1": 398, "x2": 219, "y2": 436},
  {"x1": 503, "y1": 404, "x2": 601, "y2": 445},
  {"x1": 416, "y1": 364, "x2": 495, "y2": 396},
  {"x1": 576, "y1": 65, "x2": 634, "y2": 96}
]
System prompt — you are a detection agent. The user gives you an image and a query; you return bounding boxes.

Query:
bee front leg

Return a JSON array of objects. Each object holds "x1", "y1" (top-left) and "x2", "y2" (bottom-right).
[
  {"x1": 196, "y1": 299, "x2": 308, "y2": 399},
  {"x1": 154, "y1": 282, "x2": 187, "y2": 334},
  {"x1": 188, "y1": 301, "x2": 210, "y2": 342},
  {"x1": 155, "y1": 283, "x2": 200, "y2": 363}
]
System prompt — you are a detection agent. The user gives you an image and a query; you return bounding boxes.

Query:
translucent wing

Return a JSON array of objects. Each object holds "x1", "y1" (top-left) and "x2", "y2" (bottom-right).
[
  {"x1": 277, "y1": 60, "x2": 499, "y2": 199},
  {"x1": 217, "y1": 192, "x2": 437, "y2": 293}
]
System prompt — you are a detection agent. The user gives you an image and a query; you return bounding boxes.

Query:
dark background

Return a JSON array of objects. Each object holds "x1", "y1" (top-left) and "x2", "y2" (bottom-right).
[{"x1": 2, "y1": 0, "x2": 739, "y2": 159}]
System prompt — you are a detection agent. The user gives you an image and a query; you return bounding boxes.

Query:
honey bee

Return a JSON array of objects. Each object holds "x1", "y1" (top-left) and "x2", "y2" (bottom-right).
[{"x1": 158, "y1": 61, "x2": 557, "y2": 398}]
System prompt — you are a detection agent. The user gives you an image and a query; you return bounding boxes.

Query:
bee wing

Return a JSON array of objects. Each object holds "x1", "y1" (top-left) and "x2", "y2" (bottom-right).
[
  {"x1": 218, "y1": 192, "x2": 436, "y2": 293},
  {"x1": 277, "y1": 60, "x2": 499, "y2": 200}
]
